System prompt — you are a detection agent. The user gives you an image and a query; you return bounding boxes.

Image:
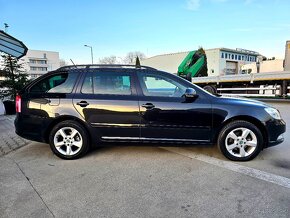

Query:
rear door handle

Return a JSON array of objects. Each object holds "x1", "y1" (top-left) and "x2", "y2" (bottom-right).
[
  {"x1": 77, "y1": 101, "x2": 89, "y2": 107},
  {"x1": 141, "y1": 103, "x2": 155, "y2": 109}
]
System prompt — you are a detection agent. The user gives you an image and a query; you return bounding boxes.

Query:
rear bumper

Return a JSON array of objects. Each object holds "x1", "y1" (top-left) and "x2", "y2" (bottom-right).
[
  {"x1": 264, "y1": 119, "x2": 286, "y2": 148},
  {"x1": 14, "y1": 113, "x2": 49, "y2": 143}
]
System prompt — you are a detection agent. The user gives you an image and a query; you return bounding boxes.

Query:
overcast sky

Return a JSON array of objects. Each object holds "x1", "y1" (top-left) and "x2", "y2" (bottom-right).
[{"x1": 1, "y1": 0, "x2": 289, "y2": 64}]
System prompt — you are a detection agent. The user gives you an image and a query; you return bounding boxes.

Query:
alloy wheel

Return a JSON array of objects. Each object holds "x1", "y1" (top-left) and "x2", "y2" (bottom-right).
[
  {"x1": 53, "y1": 127, "x2": 83, "y2": 156},
  {"x1": 225, "y1": 127, "x2": 257, "y2": 158}
]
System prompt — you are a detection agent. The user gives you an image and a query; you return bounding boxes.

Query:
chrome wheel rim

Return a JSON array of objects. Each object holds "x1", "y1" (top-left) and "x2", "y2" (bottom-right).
[
  {"x1": 225, "y1": 127, "x2": 257, "y2": 158},
  {"x1": 53, "y1": 127, "x2": 83, "y2": 156}
]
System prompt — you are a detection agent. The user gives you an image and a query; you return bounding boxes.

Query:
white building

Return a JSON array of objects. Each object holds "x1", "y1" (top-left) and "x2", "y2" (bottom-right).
[
  {"x1": 142, "y1": 48, "x2": 259, "y2": 77},
  {"x1": 20, "y1": 50, "x2": 60, "y2": 79}
]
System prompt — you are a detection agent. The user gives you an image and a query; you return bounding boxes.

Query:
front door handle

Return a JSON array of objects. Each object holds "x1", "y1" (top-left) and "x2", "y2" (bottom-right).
[
  {"x1": 77, "y1": 101, "x2": 89, "y2": 107},
  {"x1": 142, "y1": 103, "x2": 155, "y2": 109}
]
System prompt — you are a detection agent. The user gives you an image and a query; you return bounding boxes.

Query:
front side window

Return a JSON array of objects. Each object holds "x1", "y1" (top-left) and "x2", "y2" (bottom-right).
[
  {"x1": 138, "y1": 73, "x2": 186, "y2": 97},
  {"x1": 30, "y1": 72, "x2": 78, "y2": 93},
  {"x1": 81, "y1": 71, "x2": 132, "y2": 95}
]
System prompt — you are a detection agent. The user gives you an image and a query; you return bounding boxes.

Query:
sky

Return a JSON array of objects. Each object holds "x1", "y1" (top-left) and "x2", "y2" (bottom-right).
[{"x1": 0, "y1": 0, "x2": 290, "y2": 64}]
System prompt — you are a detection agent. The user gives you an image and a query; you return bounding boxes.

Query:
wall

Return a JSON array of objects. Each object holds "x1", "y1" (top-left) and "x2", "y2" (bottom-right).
[
  {"x1": 260, "y1": 59, "x2": 284, "y2": 72},
  {"x1": 205, "y1": 49, "x2": 220, "y2": 76},
  {"x1": 142, "y1": 52, "x2": 189, "y2": 74}
]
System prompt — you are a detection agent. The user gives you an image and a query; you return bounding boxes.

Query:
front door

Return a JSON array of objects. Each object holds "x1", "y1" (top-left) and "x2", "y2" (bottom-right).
[{"x1": 137, "y1": 72, "x2": 212, "y2": 142}]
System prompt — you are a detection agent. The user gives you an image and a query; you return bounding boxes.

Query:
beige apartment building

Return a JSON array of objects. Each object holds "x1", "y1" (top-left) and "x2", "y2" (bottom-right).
[{"x1": 20, "y1": 50, "x2": 60, "y2": 79}]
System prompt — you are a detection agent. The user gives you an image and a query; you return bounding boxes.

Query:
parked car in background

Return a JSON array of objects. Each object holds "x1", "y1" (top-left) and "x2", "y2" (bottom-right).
[{"x1": 14, "y1": 65, "x2": 286, "y2": 161}]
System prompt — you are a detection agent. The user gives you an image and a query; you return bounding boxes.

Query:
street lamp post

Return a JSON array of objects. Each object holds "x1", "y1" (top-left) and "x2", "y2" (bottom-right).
[
  {"x1": 4, "y1": 23, "x2": 9, "y2": 33},
  {"x1": 84, "y1": 45, "x2": 93, "y2": 64}
]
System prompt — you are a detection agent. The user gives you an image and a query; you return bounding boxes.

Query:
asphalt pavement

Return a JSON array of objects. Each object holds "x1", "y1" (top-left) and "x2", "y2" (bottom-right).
[{"x1": 0, "y1": 102, "x2": 289, "y2": 218}]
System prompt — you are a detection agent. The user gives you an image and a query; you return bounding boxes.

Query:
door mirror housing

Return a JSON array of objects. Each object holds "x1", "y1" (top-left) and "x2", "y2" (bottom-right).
[{"x1": 183, "y1": 88, "x2": 198, "y2": 102}]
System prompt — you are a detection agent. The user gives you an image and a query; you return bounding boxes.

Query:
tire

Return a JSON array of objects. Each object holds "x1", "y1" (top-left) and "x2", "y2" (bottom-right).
[
  {"x1": 49, "y1": 120, "x2": 90, "y2": 159},
  {"x1": 203, "y1": 85, "x2": 217, "y2": 94},
  {"x1": 217, "y1": 120, "x2": 263, "y2": 161}
]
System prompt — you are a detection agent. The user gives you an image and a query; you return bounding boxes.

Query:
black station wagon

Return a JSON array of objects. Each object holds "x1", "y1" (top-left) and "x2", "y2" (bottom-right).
[{"x1": 15, "y1": 65, "x2": 286, "y2": 161}]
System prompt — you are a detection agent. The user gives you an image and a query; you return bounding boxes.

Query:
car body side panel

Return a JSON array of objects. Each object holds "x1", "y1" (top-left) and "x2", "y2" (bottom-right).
[
  {"x1": 139, "y1": 96, "x2": 212, "y2": 141},
  {"x1": 210, "y1": 96, "x2": 286, "y2": 144},
  {"x1": 72, "y1": 94, "x2": 141, "y2": 139}
]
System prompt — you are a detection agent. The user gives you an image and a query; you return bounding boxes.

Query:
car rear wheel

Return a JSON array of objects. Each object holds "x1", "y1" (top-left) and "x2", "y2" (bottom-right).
[
  {"x1": 49, "y1": 120, "x2": 89, "y2": 159},
  {"x1": 217, "y1": 120, "x2": 263, "y2": 161}
]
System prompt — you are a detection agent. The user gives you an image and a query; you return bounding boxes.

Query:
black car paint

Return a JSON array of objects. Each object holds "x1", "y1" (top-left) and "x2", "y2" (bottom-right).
[{"x1": 15, "y1": 67, "x2": 286, "y2": 149}]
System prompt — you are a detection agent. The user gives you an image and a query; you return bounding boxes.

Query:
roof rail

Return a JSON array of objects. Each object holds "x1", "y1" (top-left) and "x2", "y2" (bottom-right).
[{"x1": 57, "y1": 64, "x2": 157, "y2": 71}]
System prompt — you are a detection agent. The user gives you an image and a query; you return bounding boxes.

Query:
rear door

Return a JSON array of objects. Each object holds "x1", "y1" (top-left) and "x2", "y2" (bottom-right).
[{"x1": 73, "y1": 69, "x2": 140, "y2": 140}]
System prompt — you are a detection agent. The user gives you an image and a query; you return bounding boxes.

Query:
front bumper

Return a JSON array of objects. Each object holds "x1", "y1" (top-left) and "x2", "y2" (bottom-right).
[
  {"x1": 264, "y1": 119, "x2": 286, "y2": 148},
  {"x1": 267, "y1": 134, "x2": 284, "y2": 147}
]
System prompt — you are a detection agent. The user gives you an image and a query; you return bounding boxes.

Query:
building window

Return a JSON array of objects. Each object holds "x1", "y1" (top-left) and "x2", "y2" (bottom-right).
[
  {"x1": 30, "y1": 67, "x2": 48, "y2": 71},
  {"x1": 235, "y1": 54, "x2": 237, "y2": 60},
  {"x1": 225, "y1": 53, "x2": 228, "y2": 59},
  {"x1": 221, "y1": 53, "x2": 224, "y2": 58},
  {"x1": 238, "y1": 55, "x2": 241, "y2": 60},
  {"x1": 242, "y1": 56, "x2": 244, "y2": 61},
  {"x1": 38, "y1": 60, "x2": 47, "y2": 64},
  {"x1": 231, "y1": 54, "x2": 234, "y2": 59},
  {"x1": 29, "y1": 59, "x2": 47, "y2": 64}
]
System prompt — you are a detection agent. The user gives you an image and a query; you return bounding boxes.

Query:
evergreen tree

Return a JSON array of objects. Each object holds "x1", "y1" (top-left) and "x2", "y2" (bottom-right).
[
  {"x1": 135, "y1": 56, "x2": 141, "y2": 68},
  {"x1": 0, "y1": 53, "x2": 30, "y2": 100}
]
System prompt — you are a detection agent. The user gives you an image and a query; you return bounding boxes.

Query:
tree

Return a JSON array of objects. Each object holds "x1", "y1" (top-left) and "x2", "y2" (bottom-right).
[
  {"x1": 99, "y1": 56, "x2": 117, "y2": 64},
  {"x1": 135, "y1": 56, "x2": 141, "y2": 68},
  {"x1": 123, "y1": 51, "x2": 146, "y2": 64},
  {"x1": 59, "y1": 58, "x2": 68, "y2": 67},
  {"x1": 0, "y1": 53, "x2": 30, "y2": 100}
]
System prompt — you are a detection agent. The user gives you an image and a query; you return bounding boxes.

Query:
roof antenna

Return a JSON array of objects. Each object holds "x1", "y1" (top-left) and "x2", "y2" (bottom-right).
[
  {"x1": 135, "y1": 56, "x2": 141, "y2": 68},
  {"x1": 70, "y1": 59, "x2": 77, "y2": 68}
]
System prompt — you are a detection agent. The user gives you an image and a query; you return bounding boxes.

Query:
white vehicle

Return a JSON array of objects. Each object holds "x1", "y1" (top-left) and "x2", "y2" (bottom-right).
[
  {"x1": 193, "y1": 41, "x2": 290, "y2": 98},
  {"x1": 192, "y1": 70, "x2": 290, "y2": 98}
]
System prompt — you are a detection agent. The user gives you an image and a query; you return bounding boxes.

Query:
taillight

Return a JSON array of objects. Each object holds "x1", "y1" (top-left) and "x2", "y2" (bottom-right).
[{"x1": 16, "y1": 95, "x2": 21, "y2": 113}]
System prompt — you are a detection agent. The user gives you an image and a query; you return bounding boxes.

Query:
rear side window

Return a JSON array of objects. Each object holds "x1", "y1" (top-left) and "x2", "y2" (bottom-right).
[
  {"x1": 81, "y1": 71, "x2": 132, "y2": 95},
  {"x1": 30, "y1": 72, "x2": 78, "y2": 93}
]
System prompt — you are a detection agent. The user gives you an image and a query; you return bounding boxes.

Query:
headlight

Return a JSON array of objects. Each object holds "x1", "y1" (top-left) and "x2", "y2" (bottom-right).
[{"x1": 264, "y1": 107, "x2": 281, "y2": 120}]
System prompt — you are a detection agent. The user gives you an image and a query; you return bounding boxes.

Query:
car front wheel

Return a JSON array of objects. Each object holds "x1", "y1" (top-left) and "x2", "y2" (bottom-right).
[
  {"x1": 217, "y1": 120, "x2": 263, "y2": 161},
  {"x1": 49, "y1": 120, "x2": 90, "y2": 159}
]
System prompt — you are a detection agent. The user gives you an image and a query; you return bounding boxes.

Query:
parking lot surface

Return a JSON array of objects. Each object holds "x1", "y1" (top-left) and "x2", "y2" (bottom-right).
[
  {"x1": 0, "y1": 115, "x2": 29, "y2": 157},
  {"x1": 0, "y1": 102, "x2": 290, "y2": 218}
]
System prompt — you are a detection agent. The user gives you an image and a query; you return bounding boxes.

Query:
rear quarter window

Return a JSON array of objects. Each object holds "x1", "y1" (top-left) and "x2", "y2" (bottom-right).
[{"x1": 29, "y1": 72, "x2": 78, "y2": 93}]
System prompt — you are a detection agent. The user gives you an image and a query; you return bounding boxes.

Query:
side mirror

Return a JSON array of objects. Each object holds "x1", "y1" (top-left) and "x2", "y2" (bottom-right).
[{"x1": 182, "y1": 88, "x2": 198, "y2": 102}]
